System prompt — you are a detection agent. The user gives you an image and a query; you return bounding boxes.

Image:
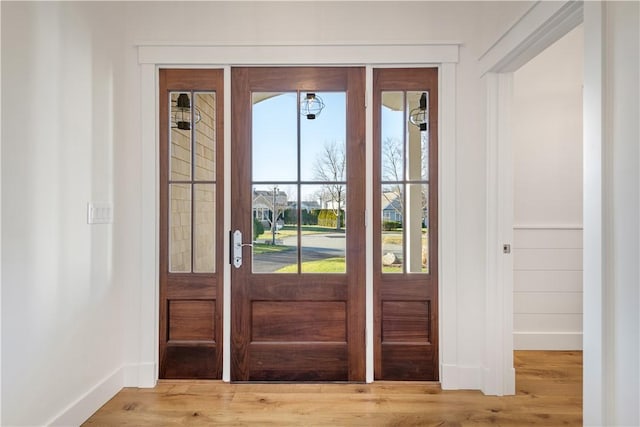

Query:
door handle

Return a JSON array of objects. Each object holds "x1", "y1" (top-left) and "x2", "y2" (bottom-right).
[{"x1": 232, "y1": 229, "x2": 253, "y2": 268}]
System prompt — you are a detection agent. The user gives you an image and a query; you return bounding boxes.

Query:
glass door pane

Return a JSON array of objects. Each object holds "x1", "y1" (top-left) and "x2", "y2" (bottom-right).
[
  {"x1": 251, "y1": 91, "x2": 347, "y2": 274},
  {"x1": 168, "y1": 91, "x2": 218, "y2": 273},
  {"x1": 380, "y1": 90, "x2": 430, "y2": 274}
]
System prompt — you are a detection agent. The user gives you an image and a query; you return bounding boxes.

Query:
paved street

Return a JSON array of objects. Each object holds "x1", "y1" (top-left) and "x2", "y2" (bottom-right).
[{"x1": 253, "y1": 232, "x2": 345, "y2": 272}]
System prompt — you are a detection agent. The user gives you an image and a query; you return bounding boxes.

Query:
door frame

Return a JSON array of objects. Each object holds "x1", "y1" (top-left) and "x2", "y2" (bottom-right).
[
  {"x1": 479, "y1": 0, "x2": 583, "y2": 395},
  {"x1": 136, "y1": 44, "x2": 459, "y2": 385}
]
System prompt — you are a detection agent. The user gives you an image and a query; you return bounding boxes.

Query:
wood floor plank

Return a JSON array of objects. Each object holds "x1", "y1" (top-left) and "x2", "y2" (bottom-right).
[{"x1": 84, "y1": 351, "x2": 582, "y2": 426}]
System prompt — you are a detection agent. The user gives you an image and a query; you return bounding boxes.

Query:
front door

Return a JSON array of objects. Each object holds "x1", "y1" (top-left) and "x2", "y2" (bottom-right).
[{"x1": 231, "y1": 67, "x2": 366, "y2": 381}]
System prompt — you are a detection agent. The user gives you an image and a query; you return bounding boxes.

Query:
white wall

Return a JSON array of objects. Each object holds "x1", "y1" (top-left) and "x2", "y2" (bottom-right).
[
  {"x1": 1, "y1": 2, "x2": 127, "y2": 425},
  {"x1": 583, "y1": 1, "x2": 639, "y2": 425},
  {"x1": 2, "y1": 1, "x2": 537, "y2": 425},
  {"x1": 512, "y1": 25, "x2": 583, "y2": 350}
]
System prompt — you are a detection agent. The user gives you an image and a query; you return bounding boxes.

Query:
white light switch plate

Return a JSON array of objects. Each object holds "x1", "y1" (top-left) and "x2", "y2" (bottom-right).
[{"x1": 87, "y1": 202, "x2": 113, "y2": 224}]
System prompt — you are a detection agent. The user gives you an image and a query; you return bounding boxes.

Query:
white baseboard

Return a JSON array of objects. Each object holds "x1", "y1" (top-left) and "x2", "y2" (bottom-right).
[
  {"x1": 124, "y1": 362, "x2": 157, "y2": 388},
  {"x1": 514, "y1": 331, "x2": 583, "y2": 350},
  {"x1": 47, "y1": 367, "x2": 124, "y2": 427},
  {"x1": 440, "y1": 363, "x2": 483, "y2": 391},
  {"x1": 504, "y1": 365, "x2": 516, "y2": 395},
  {"x1": 47, "y1": 362, "x2": 157, "y2": 427}
]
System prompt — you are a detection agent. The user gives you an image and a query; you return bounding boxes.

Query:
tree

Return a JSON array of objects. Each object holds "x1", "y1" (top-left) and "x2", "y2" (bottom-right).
[
  {"x1": 382, "y1": 137, "x2": 404, "y2": 219},
  {"x1": 314, "y1": 141, "x2": 346, "y2": 231},
  {"x1": 253, "y1": 187, "x2": 288, "y2": 244},
  {"x1": 381, "y1": 136, "x2": 429, "y2": 226}
]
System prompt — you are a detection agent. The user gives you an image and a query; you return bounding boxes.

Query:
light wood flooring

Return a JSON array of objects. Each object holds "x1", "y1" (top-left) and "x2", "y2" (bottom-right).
[{"x1": 84, "y1": 351, "x2": 582, "y2": 426}]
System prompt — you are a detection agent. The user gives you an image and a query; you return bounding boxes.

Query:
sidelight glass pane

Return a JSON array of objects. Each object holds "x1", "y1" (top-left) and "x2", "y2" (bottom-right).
[
  {"x1": 251, "y1": 184, "x2": 298, "y2": 273},
  {"x1": 381, "y1": 185, "x2": 403, "y2": 273},
  {"x1": 170, "y1": 184, "x2": 192, "y2": 272},
  {"x1": 170, "y1": 92, "x2": 192, "y2": 181},
  {"x1": 194, "y1": 92, "x2": 216, "y2": 181},
  {"x1": 380, "y1": 90, "x2": 430, "y2": 274},
  {"x1": 194, "y1": 184, "x2": 215, "y2": 273},
  {"x1": 407, "y1": 91, "x2": 429, "y2": 181},
  {"x1": 300, "y1": 92, "x2": 347, "y2": 182},
  {"x1": 406, "y1": 183, "x2": 429, "y2": 273},
  {"x1": 381, "y1": 91, "x2": 404, "y2": 182},
  {"x1": 301, "y1": 185, "x2": 346, "y2": 273},
  {"x1": 252, "y1": 92, "x2": 297, "y2": 182}
]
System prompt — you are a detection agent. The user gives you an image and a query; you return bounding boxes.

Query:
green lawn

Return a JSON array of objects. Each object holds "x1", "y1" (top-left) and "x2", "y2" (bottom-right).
[
  {"x1": 252, "y1": 243, "x2": 295, "y2": 255},
  {"x1": 276, "y1": 257, "x2": 346, "y2": 273},
  {"x1": 273, "y1": 257, "x2": 409, "y2": 273}
]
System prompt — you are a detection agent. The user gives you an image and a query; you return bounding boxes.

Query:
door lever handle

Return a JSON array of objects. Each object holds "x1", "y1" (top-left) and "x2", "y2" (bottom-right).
[{"x1": 232, "y1": 230, "x2": 252, "y2": 268}]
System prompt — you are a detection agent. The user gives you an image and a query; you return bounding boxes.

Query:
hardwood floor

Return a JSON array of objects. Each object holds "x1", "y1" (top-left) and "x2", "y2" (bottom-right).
[{"x1": 83, "y1": 351, "x2": 582, "y2": 426}]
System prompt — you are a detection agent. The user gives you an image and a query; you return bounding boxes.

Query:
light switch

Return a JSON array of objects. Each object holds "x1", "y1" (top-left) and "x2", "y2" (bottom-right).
[{"x1": 87, "y1": 202, "x2": 113, "y2": 224}]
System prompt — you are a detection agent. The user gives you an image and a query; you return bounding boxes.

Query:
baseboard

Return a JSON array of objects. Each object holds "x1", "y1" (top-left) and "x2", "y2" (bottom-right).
[
  {"x1": 514, "y1": 331, "x2": 583, "y2": 350},
  {"x1": 123, "y1": 362, "x2": 157, "y2": 388},
  {"x1": 440, "y1": 363, "x2": 483, "y2": 390},
  {"x1": 504, "y1": 366, "x2": 516, "y2": 395},
  {"x1": 47, "y1": 367, "x2": 124, "y2": 426}
]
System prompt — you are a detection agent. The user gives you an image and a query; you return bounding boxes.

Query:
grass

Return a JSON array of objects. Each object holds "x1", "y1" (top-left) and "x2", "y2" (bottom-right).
[
  {"x1": 382, "y1": 265, "x2": 403, "y2": 273},
  {"x1": 382, "y1": 230, "x2": 429, "y2": 246},
  {"x1": 276, "y1": 257, "x2": 346, "y2": 273},
  {"x1": 272, "y1": 257, "x2": 423, "y2": 274},
  {"x1": 252, "y1": 243, "x2": 295, "y2": 255}
]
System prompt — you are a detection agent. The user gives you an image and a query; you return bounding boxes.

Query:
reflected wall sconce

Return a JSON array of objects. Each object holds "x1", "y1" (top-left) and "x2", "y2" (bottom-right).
[
  {"x1": 300, "y1": 93, "x2": 325, "y2": 120},
  {"x1": 409, "y1": 92, "x2": 428, "y2": 131},
  {"x1": 171, "y1": 93, "x2": 201, "y2": 131}
]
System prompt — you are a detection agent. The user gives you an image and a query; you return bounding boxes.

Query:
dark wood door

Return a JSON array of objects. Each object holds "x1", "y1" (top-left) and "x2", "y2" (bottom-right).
[
  {"x1": 159, "y1": 69, "x2": 224, "y2": 378},
  {"x1": 373, "y1": 68, "x2": 439, "y2": 380},
  {"x1": 231, "y1": 67, "x2": 365, "y2": 381}
]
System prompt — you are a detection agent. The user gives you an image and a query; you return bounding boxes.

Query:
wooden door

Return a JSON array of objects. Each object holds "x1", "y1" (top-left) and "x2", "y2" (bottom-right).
[
  {"x1": 231, "y1": 67, "x2": 365, "y2": 381},
  {"x1": 373, "y1": 68, "x2": 439, "y2": 380},
  {"x1": 159, "y1": 69, "x2": 224, "y2": 378}
]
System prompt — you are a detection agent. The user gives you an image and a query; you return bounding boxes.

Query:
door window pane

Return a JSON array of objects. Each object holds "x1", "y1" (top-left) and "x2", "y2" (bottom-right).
[
  {"x1": 301, "y1": 185, "x2": 346, "y2": 273},
  {"x1": 251, "y1": 184, "x2": 298, "y2": 273},
  {"x1": 170, "y1": 92, "x2": 192, "y2": 181},
  {"x1": 406, "y1": 91, "x2": 429, "y2": 181},
  {"x1": 381, "y1": 185, "x2": 403, "y2": 273},
  {"x1": 194, "y1": 92, "x2": 216, "y2": 181},
  {"x1": 301, "y1": 92, "x2": 346, "y2": 182},
  {"x1": 381, "y1": 91, "x2": 404, "y2": 182},
  {"x1": 194, "y1": 184, "x2": 215, "y2": 273},
  {"x1": 406, "y1": 183, "x2": 429, "y2": 274},
  {"x1": 170, "y1": 184, "x2": 192, "y2": 272},
  {"x1": 252, "y1": 93, "x2": 297, "y2": 182}
]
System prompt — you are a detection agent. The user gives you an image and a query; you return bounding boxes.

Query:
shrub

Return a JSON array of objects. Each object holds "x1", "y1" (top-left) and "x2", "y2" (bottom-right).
[
  {"x1": 382, "y1": 220, "x2": 402, "y2": 231},
  {"x1": 317, "y1": 209, "x2": 344, "y2": 228},
  {"x1": 302, "y1": 209, "x2": 318, "y2": 225},
  {"x1": 253, "y1": 217, "x2": 264, "y2": 241}
]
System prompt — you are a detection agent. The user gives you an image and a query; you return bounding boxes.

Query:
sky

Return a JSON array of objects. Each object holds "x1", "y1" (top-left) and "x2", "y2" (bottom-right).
[{"x1": 251, "y1": 91, "x2": 406, "y2": 203}]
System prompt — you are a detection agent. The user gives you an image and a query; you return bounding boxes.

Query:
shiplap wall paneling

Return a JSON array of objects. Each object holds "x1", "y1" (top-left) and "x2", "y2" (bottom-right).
[{"x1": 513, "y1": 227, "x2": 583, "y2": 350}]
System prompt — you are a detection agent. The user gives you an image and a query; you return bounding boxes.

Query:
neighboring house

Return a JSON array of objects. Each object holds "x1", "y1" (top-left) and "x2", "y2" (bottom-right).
[
  {"x1": 382, "y1": 191, "x2": 428, "y2": 227},
  {"x1": 382, "y1": 192, "x2": 403, "y2": 223},
  {"x1": 253, "y1": 189, "x2": 288, "y2": 227}
]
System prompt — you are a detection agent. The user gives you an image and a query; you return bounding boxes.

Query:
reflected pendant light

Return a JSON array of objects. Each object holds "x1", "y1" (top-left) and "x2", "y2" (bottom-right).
[
  {"x1": 300, "y1": 93, "x2": 325, "y2": 120},
  {"x1": 409, "y1": 92, "x2": 428, "y2": 131},
  {"x1": 171, "y1": 93, "x2": 202, "y2": 131}
]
